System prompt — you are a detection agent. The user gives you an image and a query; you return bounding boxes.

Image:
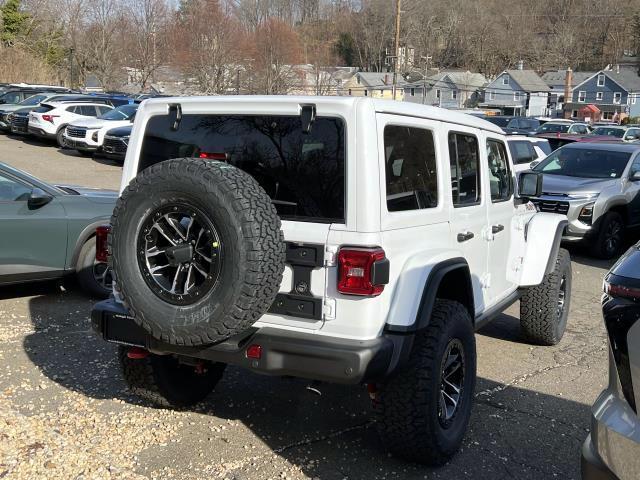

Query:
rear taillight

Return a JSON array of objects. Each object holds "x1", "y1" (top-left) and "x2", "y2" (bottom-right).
[
  {"x1": 42, "y1": 114, "x2": 54, "y2": 123},
  {"x1": 95, "y1": 225, "x2": 111, "y2": 262},
  {"x1": 337, "y1": 248, "x2": 389, "y2": 296},
  {"x1": 604, "y1": 279, "x2": 640, "y2": 301}
]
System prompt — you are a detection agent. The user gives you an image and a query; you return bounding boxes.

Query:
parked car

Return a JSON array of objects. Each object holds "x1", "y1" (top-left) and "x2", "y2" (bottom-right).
[
  {"x1": 582, "y1": 241, "x2": 640, "y2": 480},
  {"x1": 92, "y1": 96, "x2": 570, "y2": 466},
  {"x1": 0, "y1": 162, "x2": 116, "y2": 297},
  {"x1": 536, "y1": 121, "x2": 590, "y2": 135},
  {"x1": 64, "y1": 104, "x2": 138, "y2": 156},
  {"x1": 28, "y1": 102, "x2": 114, "y2": 146},
  {"x1": 507, "y1": 135, "x2": 552, "y2": 172},
  {"x1": 8, "y1": 108, "x2": 32, "y2": 135},
  {"x1": 0, "y1": 86, "x2": 70, "y2": 105},
  {"x1": 484, "y1": 116, "x2": 541, "y2": 135},
  {"x1": 530, "y1": 142, "x2": 640, "y2": 258},
  {"x1": 101, "y1": 125, "x2": 131, "y2": 163},
  {"x1": 578, "y1": 125, "x2": 636, "y2": 143},
  {"x1": 0, "y1": 93, "x2": 52, "y2": 130}
]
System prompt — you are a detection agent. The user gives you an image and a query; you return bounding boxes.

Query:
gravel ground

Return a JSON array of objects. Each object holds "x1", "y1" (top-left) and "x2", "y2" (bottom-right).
[{"x1": 0, "y1": 134, "x2": 626, "y2": 479}]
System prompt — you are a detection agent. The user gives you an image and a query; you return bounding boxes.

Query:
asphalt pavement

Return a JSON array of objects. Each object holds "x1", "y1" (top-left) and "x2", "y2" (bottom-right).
[{"x1": 0, "y1": 133, "x2": 620, "y2": 479}]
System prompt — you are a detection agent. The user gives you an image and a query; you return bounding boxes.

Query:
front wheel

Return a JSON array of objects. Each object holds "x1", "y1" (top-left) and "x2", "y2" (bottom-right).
[
  {"x1": 56, "y1": 128, "x2": 67, "y2": 148},
  {"x1": 118, "y1": 346, "x2": 226, "y2": 408},
  {"x1": 374, "y1": 299, "x2": 476, "y2": 465},
  {"x1": 591, "y1": 212, "x2": 624, "y2": 259},
  {"x1": 520, "y1": 248, "x2": 571, "y2": 345}
]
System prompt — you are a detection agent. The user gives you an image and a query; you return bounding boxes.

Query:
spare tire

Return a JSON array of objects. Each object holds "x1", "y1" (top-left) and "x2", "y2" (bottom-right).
[{"x1": 110, "y1": 158, "x2": 285, "y2": 346}]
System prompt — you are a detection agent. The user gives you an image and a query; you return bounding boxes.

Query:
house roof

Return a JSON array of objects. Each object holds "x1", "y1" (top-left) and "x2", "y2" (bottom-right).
[
  {"x1": 602, "y1": 69, "x2": 640, "y2": 91},
  {"x1": 444, "y1": 71, "x2": 487, "y2": 89},
  {"x1": 355, "y1": 72, "x2": 406, "y2": 88},
  {"x1": 541, "y1": 70, "x2": 596, "y2": 88},
  {"x1": 502, "y1": 69, "x2": 550, "y2": 92}
]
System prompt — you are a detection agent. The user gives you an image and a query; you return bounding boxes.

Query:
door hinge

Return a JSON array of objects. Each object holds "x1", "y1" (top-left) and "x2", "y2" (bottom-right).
[
  {"x1": 482, "y1": 227, "x2": 495, "y2": 242},
  {"x1": 323, "y1": 297, "x2": 336, "y2": 320},
  {"x1": 325, "y1": 245, "x2": 338, "y2": 267},
  {"x1": 480, "y1": 273, "x2": 491, "y2": 289}
]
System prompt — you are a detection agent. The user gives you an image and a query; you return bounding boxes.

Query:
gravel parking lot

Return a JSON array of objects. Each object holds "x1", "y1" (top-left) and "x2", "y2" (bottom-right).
[{"x1": 0, "y1": 134, "x2": 621, "y2": 479}]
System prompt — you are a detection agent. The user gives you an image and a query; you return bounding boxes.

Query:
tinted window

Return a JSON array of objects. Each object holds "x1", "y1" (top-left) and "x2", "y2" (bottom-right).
[
  {"x1": 79, "y1": 105, "x2": 97, "y2": 116},
  {"x1": 384, "y1": 126, "x2": 438, "y2": 212},
  {"x1": 97, "y1": 105, "x2": 112, "y2": 115},
  {"x1": 140, "y1": 115, "x2": 345, "y2": 223},
  {"x1": 534, "y1": 147, "x2": 631, "y2": 179},
  {"x1": 99, "y1": 105, "x2": 136, "y2": 120},
  {"x1": 485, "y1": 117, "x2": 510, "y2": 128},
  {"x1": 630, "y1": 157, "x2": 640, "y2": 175},
  {"x1": 534, "y1": 140, "x2": 552, "y2": 155},
  {"x1": 0, "y1": 172, "x2": 31, "y2": 201},
  {"x1": 591, "y1": 127, "x2": 625, "y2": 138},
  {"x1": 486, "y1": 140, "x2": 512, "y2": 201},
  {"x1": 449, "y1": 133, "x2": 480, "y2": 206},
  {"x1": 536, "y1": 123, "x2": 570, "y2": 133},
  {"x1": 19, "y1": 94, "x2": 47, "y2": 106},
  {"x1": 508, "y1": 140, "x2": 535, "y2": 164}
]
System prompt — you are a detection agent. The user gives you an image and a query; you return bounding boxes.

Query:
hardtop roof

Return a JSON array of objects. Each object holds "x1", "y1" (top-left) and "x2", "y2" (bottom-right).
[{"x1": 141, "y1": 95, "x2": 505, "y2": 135}]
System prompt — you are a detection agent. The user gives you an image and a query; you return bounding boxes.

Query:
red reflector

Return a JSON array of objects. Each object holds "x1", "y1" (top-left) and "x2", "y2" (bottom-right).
[
  {"x1": 337, "y1": 248, "x2": 386, "y2": 296},
  {"x1": 246, "y1": 344, "x2": 262, "y2": 359},
  {"x1": 127, "y1": 347, "x2": 149, "y2": 359},
  {"x1": 198, "y1": 152, "x2": 228, "y2": 160},
  {"x1": 95, "y1": 225, "x2": 111, "y2": 262},
  {"x1": 604, "y1": 280, "x2": 640, "y2": 301}
]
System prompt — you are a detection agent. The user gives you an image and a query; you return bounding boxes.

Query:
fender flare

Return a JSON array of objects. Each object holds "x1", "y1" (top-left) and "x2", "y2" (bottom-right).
[
  {"x1": 68, "y1": 219, "x2": 110, "y2": 270},
  {"x1": 519, "y1": 213, "x2": 568, "y2": 286},
  {"x1": 385, "y1": 257, "x2": 473, "y2": 334}
]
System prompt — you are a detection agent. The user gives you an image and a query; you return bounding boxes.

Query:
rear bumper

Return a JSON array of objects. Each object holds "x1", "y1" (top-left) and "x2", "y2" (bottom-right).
[
  {"x1": 91, "y1": 298, "x2": 406, "y2": 384},
  {"x1": 28, "y1": 126, "x2": 54, "y2": 138}
]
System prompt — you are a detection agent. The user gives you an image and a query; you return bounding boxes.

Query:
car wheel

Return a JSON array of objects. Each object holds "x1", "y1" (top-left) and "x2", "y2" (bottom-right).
[
  {"x1": 520, "y1": 248, "x2": 571, "y2": 345},
  {"x1": 373, "y1": 299, "x2": 476, "y2": 465},
  {"x1": 76, "y1": 237, "x2": 112, "y2": 298},
  {"x1": 110, "y1": 158, "x2": 285, "y2": 346},
  {"x1": 56, "y1": 128, "x2": 67, "y2": 148},
  {"x1": 118, "y1": 346, "x2": 226, "y2": 408},
  {"x1": 591, "y1": 212, "x2": 624, "y2": 259}
]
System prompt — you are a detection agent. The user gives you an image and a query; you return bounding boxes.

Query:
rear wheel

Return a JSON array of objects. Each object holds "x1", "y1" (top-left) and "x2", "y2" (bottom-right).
[
  {"x1": 591, "y1": 211, "x2": 624, "y2": 259},
  {"x1": 118, "y1": 346, "x2": 225, "y2": 408},
  {"x1": 373, "y1": 299, "x2": 476, "y2": 465}
]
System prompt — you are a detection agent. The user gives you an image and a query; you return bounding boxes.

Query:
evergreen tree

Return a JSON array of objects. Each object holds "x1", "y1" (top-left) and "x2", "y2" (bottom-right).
[{"x1": 1, "y1": 0, "x2": 29, "y2": 47}]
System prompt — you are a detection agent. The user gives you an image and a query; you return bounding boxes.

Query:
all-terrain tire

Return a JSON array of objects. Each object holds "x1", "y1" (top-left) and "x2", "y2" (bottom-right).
[
  {"x1": 520, "y1": 248, "x2": 571, "y2": 346},
  {"x1": 374, "y1": 299, "x2": 476, "y2": 465},
  {"x1": 110, "y1": 158, "x2": 285, "y2": 346},
  {"x1": 590, "y1": 211, "x2": 624, "y2": 259},
  {"x1": 76, "y1": 237, "x2": 112, "y2": 298},
  {"x1": 118, "y1": 346, "x2": 225, "y2": 408}
]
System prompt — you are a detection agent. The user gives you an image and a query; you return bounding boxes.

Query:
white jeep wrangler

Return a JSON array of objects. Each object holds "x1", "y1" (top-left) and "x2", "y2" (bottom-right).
[{"x1": 92, "y1": 96, "x2": 571, "y2": 465}]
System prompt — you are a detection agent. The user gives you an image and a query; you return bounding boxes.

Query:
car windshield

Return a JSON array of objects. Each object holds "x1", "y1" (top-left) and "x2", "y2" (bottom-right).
[
  {"x1": 19, "y1": 94, "x2": 47, "y2": 106},
  {"x1": 536, "y1": 123, "x2": 570, "y2": 133},
  {"x1": 484, "y1": 117, "x2": 510, "y2": 127},
  {"x1": 590, "y1": 127, "x2": 625, "y2": 138},
  {"x1": 99, "y1": 105, "x2": 137, "y2": 120},
  {"x1": 533, "y1": 147, "x2": 632, "y2": 178}
]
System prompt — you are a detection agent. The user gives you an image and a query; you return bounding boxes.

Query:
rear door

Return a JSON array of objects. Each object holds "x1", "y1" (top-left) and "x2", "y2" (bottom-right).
[
  {"x1": 447, "y1": 128, "x2": 491, "y2": 315},
  {"x1": 0, "y1": 171, "x2": 67, "y2": 282}
]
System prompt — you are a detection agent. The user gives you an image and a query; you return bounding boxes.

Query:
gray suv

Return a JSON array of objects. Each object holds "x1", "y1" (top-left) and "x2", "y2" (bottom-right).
[
  {"x1": 530, "y1": 143, "x2": 640, "y2": 258},
  {"x1": 582, "y1": 242, "x2": 640, "y2": 480}
]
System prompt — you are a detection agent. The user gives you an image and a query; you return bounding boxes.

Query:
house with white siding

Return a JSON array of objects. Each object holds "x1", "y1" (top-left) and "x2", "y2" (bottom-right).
[{"x1": 480, "y1": 69, "x2": 550, "y2": 116}]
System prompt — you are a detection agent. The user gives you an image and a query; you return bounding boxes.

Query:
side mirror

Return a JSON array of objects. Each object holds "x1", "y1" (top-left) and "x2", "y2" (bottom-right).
[
  {"x1": 630, "y1": 171, "x2": 640, "y2": 182},
  {"x1": 28, "y1": 188, "x2": 53, "y2": 209},
  {"x1": 517, "y1": 171, "x2": 543, "y2": 198}
]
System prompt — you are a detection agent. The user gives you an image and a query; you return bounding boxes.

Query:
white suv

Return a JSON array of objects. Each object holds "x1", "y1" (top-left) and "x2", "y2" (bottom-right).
[
  {"x1": 28, "y1": 102, "x2": 113, "y2": 146},
  {"x1": 91, "y1": 97, "x2": 570, "y2": 466},
  {"x1": 64, "y1": 104, "x2": 138, "y2": 156},
  {"x1": 507, "y1": 135, "x2": 551, "y2": 172}
]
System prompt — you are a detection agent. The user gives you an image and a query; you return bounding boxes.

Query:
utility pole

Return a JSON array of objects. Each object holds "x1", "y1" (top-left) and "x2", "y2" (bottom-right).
[
  {"x1": 68, "y1": 48, "x2": 75, "y2": 89},
  {"x1": 421, "y1": 55, "x2": 431, "y2": 105},
  {"x1": 392, "y1": 0, "x2": 402, "y2": 100}
]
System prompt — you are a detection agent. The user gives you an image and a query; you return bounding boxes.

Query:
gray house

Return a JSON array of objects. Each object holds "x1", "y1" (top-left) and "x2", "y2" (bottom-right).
[
  {"x1": 542, "y1": 69, "x2": 595, "y2": 115},
  {"x1": 565, "y1": 68, "x2": 640, "y2": 120},
  {"x1": 403, "y1": 71, "x2": 487, "y2": 108},
  {"x1": 481, "y1": 69, "x2": 550, "y2": 116}
]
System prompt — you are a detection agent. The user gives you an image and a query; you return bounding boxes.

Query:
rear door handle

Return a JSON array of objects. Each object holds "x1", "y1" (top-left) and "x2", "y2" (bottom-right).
[
  {"x1": 457, "y1": 231, "x2": 474, "y2": 242},
  {"x1": 491, "y1": 224, "x2": 505, "y2": 234}
]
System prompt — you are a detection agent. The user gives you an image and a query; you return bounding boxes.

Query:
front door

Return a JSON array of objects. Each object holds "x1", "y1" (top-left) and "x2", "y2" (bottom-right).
[
  {"x1": 484, "y1": 135, "x2": 517, "y2": 302},
  {"x1": 447, "y1": 128, "x2": 491, "y2": 315},
  {"x1": 0, "y1": 171, "x2": 67, "y2": 282}
]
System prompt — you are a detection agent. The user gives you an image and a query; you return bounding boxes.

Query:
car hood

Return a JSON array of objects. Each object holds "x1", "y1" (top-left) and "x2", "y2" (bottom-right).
[
  {"x1": 55, "y1": 184, "x2": 118, "y2": 203},
  {"x1": 69, "y1": 118, "x2": 111, "y2": 129},
  {"x1": 0, "y1": 104, "x2": 30, "y2": 113},
  {"x1": 541, "y1": 175, "x2": 618, "y2": 196}
]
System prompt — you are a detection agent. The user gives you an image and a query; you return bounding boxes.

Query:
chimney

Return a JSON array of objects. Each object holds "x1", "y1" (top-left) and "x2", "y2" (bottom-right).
[
  {"x1": 517, "y1": 60, "x2": 524, "y2": 70},
  {"x1": 564, "y1": 67, "x2": 573, "y2": 106}
]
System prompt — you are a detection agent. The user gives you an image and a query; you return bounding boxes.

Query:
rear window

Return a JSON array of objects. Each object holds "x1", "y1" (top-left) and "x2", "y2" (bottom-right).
[
  {"x1": 140, "y1": 114, "x2": 346, "y2": 223},
  {"x1": 508, "y1": 140, "x2": 536, "y2": 164},
  {"x1": 32, "y1": 105, "x2": 53, "y2": 113}
]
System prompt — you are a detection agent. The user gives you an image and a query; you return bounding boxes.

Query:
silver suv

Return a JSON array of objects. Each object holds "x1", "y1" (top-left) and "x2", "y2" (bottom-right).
[{"x1": 530, "y1": 142, "x2": 640, "y2": 258}]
